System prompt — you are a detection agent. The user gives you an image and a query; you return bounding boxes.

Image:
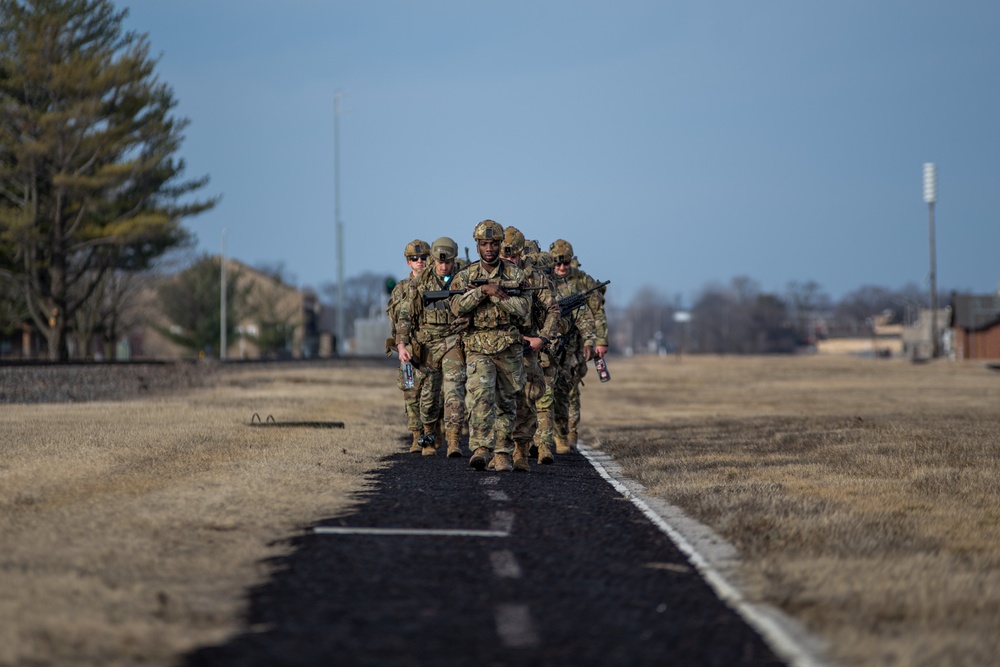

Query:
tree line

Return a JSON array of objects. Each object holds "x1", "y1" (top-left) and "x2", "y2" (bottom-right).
[{"x1": 613, "y1": 276, "x2": 940, "y2": 355}]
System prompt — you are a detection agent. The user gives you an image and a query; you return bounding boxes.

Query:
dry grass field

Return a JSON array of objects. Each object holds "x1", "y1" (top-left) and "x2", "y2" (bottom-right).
[
  {"x1": 0, "y1": 363, "x2": 404, "y2": 666},
  {"x1": 581, "y1": 354, "x2": 1000, "y2": 667},
  {"x1": 2, "y1": 355, "x2": 999, "y2": 666}
]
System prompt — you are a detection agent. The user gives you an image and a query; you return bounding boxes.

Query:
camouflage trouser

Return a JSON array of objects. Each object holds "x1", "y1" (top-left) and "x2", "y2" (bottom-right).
[
  {"x1": 465, "y1": 344, "x2": 524, "y2": 455},
  {"x1": 533, "y1": 352, "x2": 565, "y2": 449},
  {"x1": 512, "y1": 347, "x2": 545, "y2": 445},
  {"x1": 568, "y1": 358, "x2": 588, "y2": 435},
  {"x1": 416, "y1": 334, "x2": 466, "y2": 431},
  {"x1": 551, "y1": 348, "x2": 585, "y2": 441},
  {"x1": 398, "y1": 362, "x2": 429, "y2": 431}
]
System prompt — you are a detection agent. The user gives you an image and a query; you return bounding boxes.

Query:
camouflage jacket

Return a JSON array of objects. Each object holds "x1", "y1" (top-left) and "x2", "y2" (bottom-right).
[
  {"x1": 395, "y1": 263, "x2": 461, "y2": 346},
  {"x1": 450, "y1": 260, "x2": 530, "y2": 355},
  {"x1": 551, "y1": 268, "x2": 608, "y2": 347},
  {"x1": 386, "y1": 275, "x2": 415, "y2": 339},
  {"x1": 520, "y1": 263, "x2": 561, "y2": 342}
]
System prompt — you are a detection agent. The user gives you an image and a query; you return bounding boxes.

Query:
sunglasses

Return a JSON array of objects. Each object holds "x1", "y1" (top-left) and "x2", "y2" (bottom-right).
[
  {"x1": 408, "y1": 254, "x2": 429, "y2": 262},
  {"x1": 554, "y1": 260, "x2": 571, "y2": 267}
]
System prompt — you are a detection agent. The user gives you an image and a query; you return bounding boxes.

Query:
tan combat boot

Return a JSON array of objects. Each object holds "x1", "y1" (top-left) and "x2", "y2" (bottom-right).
[
  {"x1": 537, "y1": 442, "x2": 554, "y2": 465},
  {"x1": 469, "y1": 447, "x2": 490, "y2": 471},
  {"x1": 493, "y1": 452, "x2": 514, "y2": 472},
  {"x1": 554, "y1": 433, "x2": 571, "y2": 455},
  {"x1": 568, "y1": 430, "x2": 578, "y2": 451},
  {"x1": 419, "y1": 424, "x2": 437, "y2": 456},
  {"x1": 446, "y1": 429, "x2": 463, "y2": 458},
  {"x1": 409, "y1": 430, "x2": 422, "y2": 453},
  {"x1": 512, "y1": 442, "x2": 530, "y2": 472}
]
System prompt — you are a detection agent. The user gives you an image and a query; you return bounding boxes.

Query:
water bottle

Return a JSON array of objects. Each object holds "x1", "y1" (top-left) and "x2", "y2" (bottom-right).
[
  {"x1": 594, "y1": 356, "x2": 610, "y2": 383},
  {"x1": 401, "y1": 360, "x2": 415, "y2": 389}
]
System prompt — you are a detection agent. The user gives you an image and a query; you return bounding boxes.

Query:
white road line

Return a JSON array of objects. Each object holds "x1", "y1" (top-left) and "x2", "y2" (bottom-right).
[
  {"x1": 495, "y1": 604, "x2": 539, "y2": 648},
  {"x1": 489, "y1": 550, "x2": 523, "y2": 578},
  {"x1": 490, "y1": 509, "x2": 515, "y2": 534},
  {"x1": 579, "y1": 444, "x2": 832, "y2": 667},
  {"x1": 487, "y1": 489, "x2": 510, "y2": 502},
  {"x1": 312, "y1": 527, "x2": 508, "y2": 537}
]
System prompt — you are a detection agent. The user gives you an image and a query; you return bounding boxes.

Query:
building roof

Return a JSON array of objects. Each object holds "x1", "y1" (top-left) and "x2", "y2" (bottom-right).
[{"x1": 951, "y1": 294, "x2": 1000, "y2": 331}]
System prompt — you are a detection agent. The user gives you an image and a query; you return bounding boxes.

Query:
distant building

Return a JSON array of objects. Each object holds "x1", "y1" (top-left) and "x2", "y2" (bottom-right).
[
  {"x1": 951, "y1": 294, "x2": 1000, "y2": 360},
  {"x1": 901, "y1": 307, "x2": 951, "y2": 361},
  {"x1": 132, "y1": 259, "x2": 331, "y2": 360}
]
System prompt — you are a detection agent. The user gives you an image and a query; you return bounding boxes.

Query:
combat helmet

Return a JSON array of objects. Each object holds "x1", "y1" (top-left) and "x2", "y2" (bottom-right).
[
  {"x1": 473, "y1": 219, "x2": 504, "y2": 242},
  {"x1": 430, "y1": 236, "x2": 458, "y2": 262},
  {"x1": 524, "y1": 239, "x2": 541, "y2": 255},
  {"x1": 549, "y1": 239, "x2": 574, "y2": 265},
  {"x1": 404, "y1": 239, "x2": 430, "y2": 259},
  {"x1": 501, "y1": 226, "x2": 525, "y2": 258}
]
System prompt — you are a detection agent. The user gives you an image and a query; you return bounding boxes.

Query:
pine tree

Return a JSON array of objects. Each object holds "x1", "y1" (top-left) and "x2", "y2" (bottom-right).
[{"x1": 0, "y1": 0, "x2": 216, "y2": 360}]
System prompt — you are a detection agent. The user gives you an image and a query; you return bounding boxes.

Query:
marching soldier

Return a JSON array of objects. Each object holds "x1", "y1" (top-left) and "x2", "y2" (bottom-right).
[
  {"x1": 450, "y1": 220, "x2": 531, "y2": 472},
  {"x1": 547, "y1": 239, "x2": 608, "y2": 453},
  {"x1": 499, "y1": 226, "x2": 561, "y2": 470},
  {"x1": 386, "y1": 240, "x2": 431, "y2": 453},
  {"x1": 394, "y1": 237, "x2": 467, "y2": 457}
]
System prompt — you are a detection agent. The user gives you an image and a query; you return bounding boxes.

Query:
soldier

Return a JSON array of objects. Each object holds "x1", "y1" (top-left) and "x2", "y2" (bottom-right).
[
  {"x1": 499, "y1": 226, "x2": 561, "y2": 470},
  {"x1": 394, "y1": 237, "x2": 467, "y2": 457},
  {"x1": 547, "y1": 239, "x2": 608, "y2": 453},
  {"x1": 450, "y1": 220, "x2": 531, "y2": 472},
  {"x1": 386, "y1": 240, "x2": 430, "y2": 453}
]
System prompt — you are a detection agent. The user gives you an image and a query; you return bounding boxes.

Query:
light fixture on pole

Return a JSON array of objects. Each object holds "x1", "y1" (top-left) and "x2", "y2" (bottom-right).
[{"x1": 923, "y1": 163, "x2": 938, "y2": 358}]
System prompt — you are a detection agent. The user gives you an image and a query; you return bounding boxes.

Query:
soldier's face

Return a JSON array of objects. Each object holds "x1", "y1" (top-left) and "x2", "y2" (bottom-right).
[
  {"x1": 554, "y1": 259, "x2": 571, "y2": 277},
  {"x1": 500, "y1": 249, "x2": 521, "y2": 264},
  {"x1": 434, "y1": 259, "x2": 453, "y2": 276},
  {"x1": 478, "y1": 239, "x2": 500, "y2": 264},
  {"x1": 407, "y1": 255, "x2": 427, "y2": 274}
]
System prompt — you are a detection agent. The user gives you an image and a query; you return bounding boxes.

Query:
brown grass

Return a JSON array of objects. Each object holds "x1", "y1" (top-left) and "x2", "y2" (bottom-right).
[
  {"x1": 0, "y1": 364, "x2": 403, "y2": 666},
  {"x1": 4, "y1": 356, "x2": 1000, "y2": 666},
  {"x1": 581, "y1": 355, "x2": 1000, "y2": 667}
]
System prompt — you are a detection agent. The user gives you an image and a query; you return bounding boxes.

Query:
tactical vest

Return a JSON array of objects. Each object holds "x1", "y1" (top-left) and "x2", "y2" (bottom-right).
[
  {"x1": 466, "y1": 263, "x2": 520, "y2": 330},
  {"x1": 417, "y1": 268, "x2": 458, "y2": 330}
]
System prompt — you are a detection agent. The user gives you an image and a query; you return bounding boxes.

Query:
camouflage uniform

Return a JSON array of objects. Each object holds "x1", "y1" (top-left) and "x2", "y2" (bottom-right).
[
  {"x1": 387, "y1": 239, "x2": 431, "y2": 452},
  {"x1": 394, "y1": 238, "x2": 467, "y2": 457},
  {"x1": 451, "y1": 221, "x2": 530, "y2": 470},
  {"x1": 502, "y1": 227, "x2": 561, "y2": 469},
  {"x1": 545, "y1": 240, "x2": 607, "y2": 453}
]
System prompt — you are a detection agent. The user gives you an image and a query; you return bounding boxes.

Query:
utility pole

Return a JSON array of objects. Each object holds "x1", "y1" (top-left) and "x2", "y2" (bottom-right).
[
  {"x1": 220, "y1": 228, "x2": 227, "y2": 361},
  {"x1": 335, "y1": 91, "x2": 345, "y2": 356},
  {"x1": 923, "y1": 163, "x2": 938, "y2": 358}
]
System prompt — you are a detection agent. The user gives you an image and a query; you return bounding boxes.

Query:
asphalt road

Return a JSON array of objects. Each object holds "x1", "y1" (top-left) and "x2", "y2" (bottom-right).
[{"x1": 183, "y1": 445, "x2": 786, "y2": 666}]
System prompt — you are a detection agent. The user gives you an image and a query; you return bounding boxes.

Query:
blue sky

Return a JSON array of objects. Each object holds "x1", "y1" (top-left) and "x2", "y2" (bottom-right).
[{"x1": 123, "y1": 1, "x2": 1000, "y2": 307}]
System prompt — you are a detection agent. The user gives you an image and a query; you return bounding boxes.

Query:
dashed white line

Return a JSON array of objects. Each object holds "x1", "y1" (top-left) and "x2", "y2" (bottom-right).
[
  {"x1": 495, "y1": 604, "x2": 539, "y2": 648},
  {"x1": 489, "y1": 550, "x2": 523, "y2": 578},
  {"x1": 490, "y1": 509, "x2": 515, "y2": 534},
  {"x1": 487, "y1": 489, "x2": 510, "y2": 502},
  {"x1": 312, "y1": 527, "x2": 507, "y2": 537}
]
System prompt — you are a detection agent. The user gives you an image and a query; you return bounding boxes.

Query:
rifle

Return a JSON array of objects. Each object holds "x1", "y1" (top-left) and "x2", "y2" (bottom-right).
[
  {"x1": 557, "y1": 280, "x2": 610, "y2": 317},
  {"x1": 422, "y1": 279, "x2": 547, "y2": 303}
]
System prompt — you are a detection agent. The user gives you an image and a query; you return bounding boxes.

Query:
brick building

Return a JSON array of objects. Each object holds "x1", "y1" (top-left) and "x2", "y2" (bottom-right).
[{"x1": 951, "y1": 294, "x2": 1000, "y2": 360}]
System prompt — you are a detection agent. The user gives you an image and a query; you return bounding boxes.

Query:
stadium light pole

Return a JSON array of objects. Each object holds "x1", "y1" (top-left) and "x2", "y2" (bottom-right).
[
  {"x1": 335, "y1": 91, "x2": 345, "y2": 356},
  {"x1": 923, "y1": 163, "x2": 938, "y2": 358}
]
